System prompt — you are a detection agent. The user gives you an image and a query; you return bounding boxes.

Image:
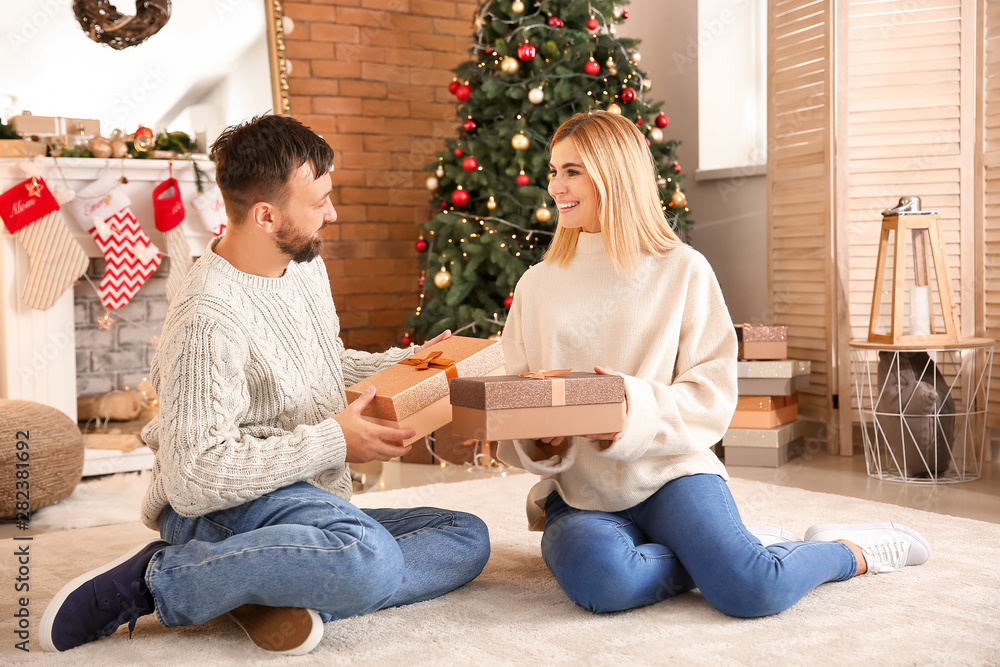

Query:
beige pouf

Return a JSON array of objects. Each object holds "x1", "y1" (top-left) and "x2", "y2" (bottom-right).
[{"x1": 0, "y1": 399, "x2": 84, "y2": 517}]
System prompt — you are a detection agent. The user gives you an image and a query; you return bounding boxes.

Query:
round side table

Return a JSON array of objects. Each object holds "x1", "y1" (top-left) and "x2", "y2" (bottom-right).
[{"x1": 849, "y1": 338, "x2": 993, "y2": 484}]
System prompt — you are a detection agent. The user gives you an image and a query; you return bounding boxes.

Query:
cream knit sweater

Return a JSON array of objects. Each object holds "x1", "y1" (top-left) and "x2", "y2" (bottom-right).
[
  {"x1": 140, "y1": 239, "x2": 412, "y2": 530},
  {"x1": 497, "y1": 232, "x2": 737, "y2": 530}
]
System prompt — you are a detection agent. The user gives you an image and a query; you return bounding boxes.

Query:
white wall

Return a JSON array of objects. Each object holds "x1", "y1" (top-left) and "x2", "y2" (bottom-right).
[{"x1": 621, "y1": 0, "x2": 769, "y2": 323}]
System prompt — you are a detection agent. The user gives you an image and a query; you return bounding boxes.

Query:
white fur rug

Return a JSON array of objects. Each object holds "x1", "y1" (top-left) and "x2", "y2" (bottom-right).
[{"x1": 3, "y1": 474, "x2": 999, "y2": 665}]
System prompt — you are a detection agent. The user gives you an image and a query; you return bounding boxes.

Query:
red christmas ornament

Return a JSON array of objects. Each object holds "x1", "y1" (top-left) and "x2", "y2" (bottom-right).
[
  {"x1": 401, "y1": 333, "x2": 411, "y2": 346},
  {"x1": 586, "y1": 17, "x2": 599, "y2": 30},
  {"x1": 504, "y1": 294, "x2": 514, "y2": 308},
  {"x1": 673, "y1": 163, "x2": 682, "y2": 173},
  {"x1": 455, "y1": 84, "x2": 471, "y2": 101},
  {"x1": 454, "y1": 148, "x2": 464, "y2": 157},
  {"x1": 636, "y1": 117, "x2": 644, "y2": 126},
  {"x1": 448, "y1": 80, "x2": 460, "y2": 94},
  {"x1": 463, "y1": 119, "x2": 477, "y2": 133},
  {"x1": 656, "y1": 114, "x2": 669, "y2": 128},
  {"x1": 451, "y1": 188, "x2": 470, "y2": 206},
  {"x1": 516, "y1": 173, "x2": 530, "y2": 187},
  {"x1": 622, "y1": 10, "x2": 629, "y2": 19},
  {"x1": 517, "y1": 43, "x2": 536, "y2": 61},
  {"x1": 462, "y1": 156, "x2": 478, "y2": 172},
  {"x1": 584, "y1": 59, "x2": 600, "y2": 76},
  {"x1": 547, "y1": 16, "x2": 564, "y2": 27},
  {"x1": 415, "y1": 238, "x2": 428, "y2": 252},
  {"x1": 621, "y1": 87, "x2": 637, "y2": 104},
  {"x1": 441, "y1": 201, "x2": 448, "y2": 208},
  {"x1": 418, "y1": 274, "x2": 425, "y2": 287}
]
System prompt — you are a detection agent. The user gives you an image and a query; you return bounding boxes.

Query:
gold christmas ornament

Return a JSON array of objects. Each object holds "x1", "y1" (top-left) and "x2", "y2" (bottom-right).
[
  {"x1": 605, "y1": 57, "x2": 615, "y2": 69},
  {"x1": 425, "y1": 176, "x2": 439, "y2": 191},
  {"x1": 435, "y1": 165, "x2": 445, "y2": 178},
  {"x1": 512, "y1": 0, "x2": 525, "y2": 13},
  {"x1": 648, "y1": 127, "x2": 664, "y2": 142},
  {"x1": 501, "y1": 56, "x2": 520, "y2": 73},
  {"x1": 535, "y1": 206, "x2": 552, "y2": 223},
  {"x1": 528, "y1": 86, "x2": 545, "y2": 104},
  {"x1": 606, "y1": 103, "x2": 622, "y2": 115},
  {"x1": 608, "y1": 66, "x2": 618, "y2": 76},
  {"x1": 657, "y1": 176, "x2": 667, "y2": 188},
  {"x1": 669, "y1": 190, "x2": 687, "y2": 208},
  {"x1": 632, "y1": 51, "x2": 642, "y2": 63},
  {"x1": 487, "y1": 195, "x2": 497, "y2": 210},
  {"x1": 434, "y1": 268, "x2": 452, "y2": 289},
  {"x1": 89, "y1": 136, "x2": 112, "y2": 159},
  {"x1": 110, "y1": 139, "x2": 128, "y2": 158},
  {"x1": 511, "y1": 132, "x2": 530, "y2": 150},
  {"x1": 642, "y1": 78, "x2": 652, "y2": 91}
]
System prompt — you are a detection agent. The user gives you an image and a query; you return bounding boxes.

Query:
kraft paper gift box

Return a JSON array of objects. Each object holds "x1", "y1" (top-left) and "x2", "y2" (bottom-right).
[
  {"x1": 0, "y1": 139, "x2": 46, "y2": 157},
  {"x1": 449, "y1": 370, "x2": 625, "y2": 441},
  {"x1": 729, "y1": 394, "x2": 799, "y2": 429},
  {"x1": 735, "y1": 324, "x2": 788, "y2": 360},
  {"x1": 10, "y1": 115, "x2": 101, "y2": 138},
  {"x1": 737, "y1": 359, "x2": 811, "y2": 396},
  {"x1": 722, "y1": 420, "x2": 806, "y2": 467},
  {"x1": 345, "y1": 336, "x2": 504, "y2": 446}
]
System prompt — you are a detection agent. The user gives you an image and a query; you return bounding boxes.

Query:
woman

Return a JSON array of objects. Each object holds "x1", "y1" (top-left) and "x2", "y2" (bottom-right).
[{"x1": 497, "y1": 111, "x2": 929, "y2": 617}]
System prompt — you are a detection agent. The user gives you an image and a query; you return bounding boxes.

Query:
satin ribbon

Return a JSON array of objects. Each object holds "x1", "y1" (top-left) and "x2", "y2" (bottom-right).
[
  {"x1": 519, "y1": 368, "x2": 572, "y2": 406},
  {"x1": 400, "y1": 350, "x2": 458, "y2": 380}
]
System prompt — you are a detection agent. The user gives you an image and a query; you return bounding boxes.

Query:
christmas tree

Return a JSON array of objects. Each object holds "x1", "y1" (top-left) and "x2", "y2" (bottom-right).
[{"x1": 404, "y1": 0, "x2": 689, "y2": 343}]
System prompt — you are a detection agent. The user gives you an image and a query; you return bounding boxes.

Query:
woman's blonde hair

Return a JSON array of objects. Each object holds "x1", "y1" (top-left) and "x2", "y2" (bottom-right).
[{"x1": 544, "y1": 110, "x2": 684, "y2": 273}]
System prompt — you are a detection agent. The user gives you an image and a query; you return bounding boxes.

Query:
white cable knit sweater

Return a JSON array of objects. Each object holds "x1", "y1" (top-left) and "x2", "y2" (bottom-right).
[
  {"x1": 497, "y1": 232, "x2": 737, "y2": 530},
  {"x1": 139, "y1": 238, "x2": 412, "y2": 530}
]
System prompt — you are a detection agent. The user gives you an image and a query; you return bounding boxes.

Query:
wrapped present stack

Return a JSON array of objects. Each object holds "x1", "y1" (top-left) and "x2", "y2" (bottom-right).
[{"x1": 723, "y1": 324, "x2": 811, "y2": 467}]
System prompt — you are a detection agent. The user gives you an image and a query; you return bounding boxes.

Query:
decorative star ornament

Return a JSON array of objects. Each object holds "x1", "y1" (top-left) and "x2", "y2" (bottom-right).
[
  {"x1": 97, "y1": 313, "x2": 115, "y2": 330},
  {"x1": 132, "y1": 242, "x2": 160, "y2": 264},
  {"x1": 92, "y1": 216, "x2": 112, "y2": 240},
  {"x1": 25, "y1": 177, "x2": 43, "y2": 197}
]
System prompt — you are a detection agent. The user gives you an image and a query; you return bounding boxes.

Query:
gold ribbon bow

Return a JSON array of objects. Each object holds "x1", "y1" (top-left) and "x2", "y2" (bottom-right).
[
  {"x1": 519, "y1": 368, "x2": 572, "y2": 406},
  {"x1": 400, "y1": 350, "x2": 458, "y2": 380}
]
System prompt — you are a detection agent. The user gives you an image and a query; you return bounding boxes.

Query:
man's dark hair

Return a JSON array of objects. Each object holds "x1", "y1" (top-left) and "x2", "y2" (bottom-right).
[{"x1": 212, "y1": 115, "x2": 334, "y2": 225}]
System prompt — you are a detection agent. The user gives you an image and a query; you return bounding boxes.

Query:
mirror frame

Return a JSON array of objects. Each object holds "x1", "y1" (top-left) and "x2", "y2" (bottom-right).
[{"x1": 265, "y1": 0, "x2": 291, "y2": 117}]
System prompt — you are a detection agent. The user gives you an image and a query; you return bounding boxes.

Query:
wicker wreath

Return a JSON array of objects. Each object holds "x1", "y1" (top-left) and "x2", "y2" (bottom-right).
[{"x1": 73, "y1": 0, "x2": 171, "y2": 50}]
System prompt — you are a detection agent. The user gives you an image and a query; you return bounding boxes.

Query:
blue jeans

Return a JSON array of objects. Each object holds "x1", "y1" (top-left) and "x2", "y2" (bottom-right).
[
  {"x1": 146, "y1": 481, "x2": 491, "y2": 627},
  {"x1": 541, "y1": 474, "x2": 857, "y2": 617}
]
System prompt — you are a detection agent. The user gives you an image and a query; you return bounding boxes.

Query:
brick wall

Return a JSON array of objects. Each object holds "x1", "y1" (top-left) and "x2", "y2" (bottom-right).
[
  {"x1": 283, "y1": 0, "x2": 477, "y2": 351},
  {"x1": 75, "y1": 262, "x2": 167, "y2": 397}
]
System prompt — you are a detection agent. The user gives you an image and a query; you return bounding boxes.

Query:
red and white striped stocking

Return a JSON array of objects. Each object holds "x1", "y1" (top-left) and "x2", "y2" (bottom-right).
[
  {"x1": 69, "y1": 177, "x2": 161, "y2": 310},
  {"x1": 0, "y1": 177, "x2": 89, "y2": 310}
]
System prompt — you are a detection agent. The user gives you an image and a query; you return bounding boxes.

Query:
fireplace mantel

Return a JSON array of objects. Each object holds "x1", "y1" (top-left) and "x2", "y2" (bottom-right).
[{"x1": 1, "y1": 157, "x2": 219, "y2": 420}]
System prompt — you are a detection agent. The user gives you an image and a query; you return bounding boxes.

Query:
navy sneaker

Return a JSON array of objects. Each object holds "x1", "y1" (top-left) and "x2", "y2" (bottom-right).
[{"x1": 40, "y1": 540, "x2": 169, "y2": 652}]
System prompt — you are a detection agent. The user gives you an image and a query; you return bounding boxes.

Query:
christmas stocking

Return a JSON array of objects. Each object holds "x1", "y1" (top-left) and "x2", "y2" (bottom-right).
[
  {"x1": 69, "y1": 176, "x2": 161, "y2": 310},
  {"x1": 191, "y1": 183, "x2": 227, "y2": 236},
  {"x1": 0, "y1": 177, "x2": 89, "y2": 310},
  {"x1": 153, "y1": 175, "x2": 192, "y2": 302}
]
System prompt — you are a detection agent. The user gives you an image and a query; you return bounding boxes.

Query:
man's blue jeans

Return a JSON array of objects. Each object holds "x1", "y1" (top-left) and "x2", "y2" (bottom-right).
[
  {"x1": 542, "y1": 474, "x2": 857, "y2": 617},
  {"x1": 146, "y1": 481, "x2": 491, "y2": 627}
]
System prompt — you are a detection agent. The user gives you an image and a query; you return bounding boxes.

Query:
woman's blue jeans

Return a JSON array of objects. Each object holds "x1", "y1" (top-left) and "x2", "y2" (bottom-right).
[
  {"x1": 146, "y1": 481, "x2": 491, "y2": 627},
  {"x1": 541, "y1": 474, "x2": 857, "y2": 617}
]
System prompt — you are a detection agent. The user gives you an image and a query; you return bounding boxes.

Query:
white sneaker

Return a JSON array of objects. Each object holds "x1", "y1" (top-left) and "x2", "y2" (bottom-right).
[
  {"x1": 227, "y1": 604, "x2": 324, "y2": 655},
  {"x1": 804, "y1": 522, "x2": 930, "y2": 574},
  {"x1": 748, "y1": 527, "x2": 801, "y2": 547}
]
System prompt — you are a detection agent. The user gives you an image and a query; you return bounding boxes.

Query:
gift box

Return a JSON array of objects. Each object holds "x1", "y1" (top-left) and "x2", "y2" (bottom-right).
[
  {"x1": 729, "y1": 394, "x2": 799, "y2": 429},
  {"x1": 735, "y1": 324, "x2": 787, "y2": 360},
  {"x1": 10, "y1": 114, "x2": 100, "y2": 138},
  {"x1": 737, "y1": 359, "x2": 811, "y2": 396},
  {"x1": 724, "y1": 438, "x2": 805, "y2": 467},
  {"x1": 345, "y1": 336, "x2": 504, "y2": 446},
  {"x1": 449, "y1": 370, "x2": 625, "y2": 441},
  {"x1": 0, "y1": 139, "x2": 46, "y2": 157},
  {"x1": 723, "y1": 420, "x2": 805, "y2": 448}
]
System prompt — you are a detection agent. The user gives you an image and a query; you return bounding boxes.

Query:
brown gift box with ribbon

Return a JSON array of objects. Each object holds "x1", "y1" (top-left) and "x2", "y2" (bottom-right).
[
  {"x1": 449, "y1": 370, "x2": 625, "y2": 441},
  {"x1": 729, "y1": 394, "x2": 798, "y2": 429},
  {"x1": 735, "y1": 324, "x2": 788, "y2": 360},
  {"x1": 345, "y1": 336, "x2": 504, "y2": 446}
]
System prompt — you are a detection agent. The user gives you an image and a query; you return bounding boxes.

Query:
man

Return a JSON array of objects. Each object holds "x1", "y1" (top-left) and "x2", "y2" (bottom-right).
[{"x1": 40, "y1": 115, "x2": 491, "y2": 655}]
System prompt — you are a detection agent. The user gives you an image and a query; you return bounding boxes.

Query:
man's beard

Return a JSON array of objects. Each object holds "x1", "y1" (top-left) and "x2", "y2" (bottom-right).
[{"x1": 275, "y1": 219, "x2": 325, "y2": 263}]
